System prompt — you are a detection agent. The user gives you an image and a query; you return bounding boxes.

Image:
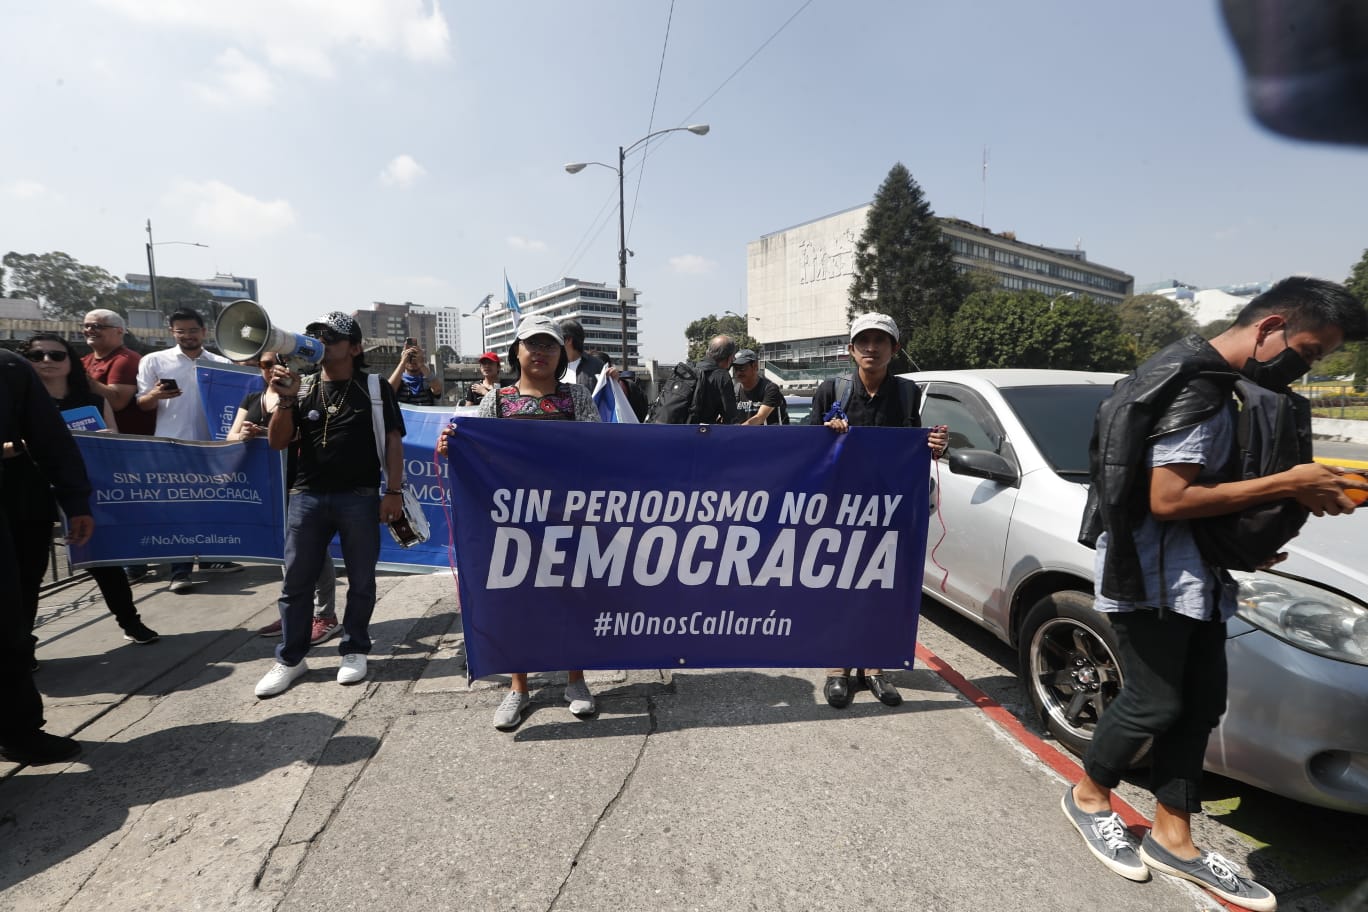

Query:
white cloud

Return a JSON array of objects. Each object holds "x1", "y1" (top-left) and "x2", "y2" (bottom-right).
[
  {"x1": 191, "y1": 48, "x2": 274, "y2": 106},
  {"x1": 3, "y1": 180, "x2": 47, "y2": 199},
  {"x1": 380, "y1": 154, "x2": 427, "y2": 189},
  {"x1": 95, "y1": 0, "x2": 451, "y2": 78},
  {"x1": 166, "y1": 179, "x2": 296, "y2": 238},
  {"x1": 669, "y1": 254, "x2": 715, "y2": 275},
  {"x1": 506, "y1": 236, "x2": 547, "y2": 252}
]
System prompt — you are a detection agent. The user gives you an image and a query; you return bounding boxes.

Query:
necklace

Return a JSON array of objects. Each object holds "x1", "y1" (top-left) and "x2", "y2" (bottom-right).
[{"x1": 319, "y1": 379, "x2": 357, "y2": 448}]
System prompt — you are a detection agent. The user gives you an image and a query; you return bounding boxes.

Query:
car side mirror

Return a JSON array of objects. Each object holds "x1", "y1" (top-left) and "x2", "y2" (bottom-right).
[{"x1": 947, "y1": 448, "x2": 1020, "y2": 487}]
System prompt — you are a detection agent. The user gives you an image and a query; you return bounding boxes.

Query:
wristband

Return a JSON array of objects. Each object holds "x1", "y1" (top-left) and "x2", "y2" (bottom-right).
[{"x1": 384, "y1": 489, "x2": 403, "y2": 496}]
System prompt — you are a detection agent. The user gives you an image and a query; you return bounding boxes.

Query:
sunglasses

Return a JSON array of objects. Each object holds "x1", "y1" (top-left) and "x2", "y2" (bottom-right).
[
  {"x1": 24, "y1": 350, "x2": 68, "y2": 362},
  {"x1": 82, "y1": 323, "x2": 114, "y2": 332},
  {"x1": 308, "y1": 329, "x2": 346, "y2": 344},
  {"x1": 521, "y1": 336, "x2": 560, "y2": 353},
  {"x1": 257, "y1": 360, "x2": 280, "y2": 370}
]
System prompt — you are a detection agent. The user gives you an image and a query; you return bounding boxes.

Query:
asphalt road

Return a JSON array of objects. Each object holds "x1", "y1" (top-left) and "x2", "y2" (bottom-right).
[{"x1": 913, "y1": 594, "x2": 1368, "y2": 911}]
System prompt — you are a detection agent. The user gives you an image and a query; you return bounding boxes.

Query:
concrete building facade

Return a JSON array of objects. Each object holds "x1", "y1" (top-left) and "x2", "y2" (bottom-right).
[
  {"x1": 482, "y1": 277, "x2": 640, "y2": 367},
  {"x1": 351, "y1": 302, "x2": 438, "y2": 357},
  {"x1": 411, "y1": 305, "x2": 462, "y2": 356},
  {"x1": 747, "y1": 205, "x2": 1134, "y2": 383}
]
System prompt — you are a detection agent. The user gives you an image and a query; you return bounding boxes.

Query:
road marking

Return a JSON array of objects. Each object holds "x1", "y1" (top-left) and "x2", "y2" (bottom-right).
[{"x1": 1315, "y1": 456, "x2": 1368, "y2": 470}]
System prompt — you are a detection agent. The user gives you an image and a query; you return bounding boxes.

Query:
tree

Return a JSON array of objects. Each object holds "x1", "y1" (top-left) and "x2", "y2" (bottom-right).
[
  {"x1": 1347, "y1": 248, "x2": 1368, "y2": 303},
  {"x1": 951, "y1": 290, "x2": 1132, "y2": 371},
  {"x1": 1116, "y1": 294, "x2": 1198, "y2": 360},
  {"x1": 848, "y1": 163, "x2": 964, "y2": 369},
  {"x1": 2, "y1": 251, "x2": 123, "y2": 318},
  {"x1": 155, "y1": 276, "x2": 216, "y2": 320},
  {"x1": 1343, "y1": 249, "x2": 1368, "y2": 390},
  {"x1": 684, "y1": 313, "x2": 757, "y2": 363}
]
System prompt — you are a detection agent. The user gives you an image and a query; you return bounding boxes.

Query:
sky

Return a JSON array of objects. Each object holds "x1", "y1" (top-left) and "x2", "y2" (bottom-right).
[{"x1": 3, "y1": 0, "x2": 1366, "y2": 363}]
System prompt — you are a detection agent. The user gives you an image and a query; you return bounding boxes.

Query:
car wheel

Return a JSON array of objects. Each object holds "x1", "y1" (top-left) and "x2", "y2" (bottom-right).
[{"x1": 1019, "y1": 591, "x2": 1137, "y2": 761}]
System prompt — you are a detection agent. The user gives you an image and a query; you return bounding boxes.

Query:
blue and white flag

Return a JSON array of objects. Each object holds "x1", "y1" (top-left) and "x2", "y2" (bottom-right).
[
  {"x1": 590, "y1": 370, "x2": 640, "y2": 424},
  {"x1": 504, "y1": 271, "x2": 522, "y2": 327},
  {"x1": 447, "y1": 421, "x2": 931, "y2": 679}
]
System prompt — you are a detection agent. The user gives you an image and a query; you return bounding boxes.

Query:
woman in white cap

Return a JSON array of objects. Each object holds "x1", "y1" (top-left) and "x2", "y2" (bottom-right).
[{"x1": 437, "y1": 314, "x2": 601, "y2": 730}]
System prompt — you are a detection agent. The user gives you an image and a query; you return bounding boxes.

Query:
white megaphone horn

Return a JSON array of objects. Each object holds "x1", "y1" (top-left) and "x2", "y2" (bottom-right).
[{"x1": 213, "y1": 300, "x2": 325, "y2": 368}]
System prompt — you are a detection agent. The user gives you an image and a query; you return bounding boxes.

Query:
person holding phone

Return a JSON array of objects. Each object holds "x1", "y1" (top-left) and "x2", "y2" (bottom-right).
[
  {"x1": 133, "y1": 309, "x2": 238, "y2": 591},
  {"x1": 388, "y1": 337, "x2": 441, "y2": 406}
]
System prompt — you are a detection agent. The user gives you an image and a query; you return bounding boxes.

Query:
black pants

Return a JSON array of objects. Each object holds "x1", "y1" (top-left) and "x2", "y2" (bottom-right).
[
  {"x1": 0, "y1": 511, "x2": 45, "y2": 739},
  {"x1": 1083, "y1": 608, "x2": 1228, "y2": 813}
]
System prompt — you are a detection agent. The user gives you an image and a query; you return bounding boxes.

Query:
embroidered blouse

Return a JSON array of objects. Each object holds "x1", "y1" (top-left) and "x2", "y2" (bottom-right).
[{"x1": 476, "y1": 382, "x2": 600, "y2": 422}]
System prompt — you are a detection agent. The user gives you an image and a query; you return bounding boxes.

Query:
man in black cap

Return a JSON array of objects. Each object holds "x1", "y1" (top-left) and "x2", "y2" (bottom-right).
[
  {"x1": 0, "y1": 349, "x2": 94, "y2": 763},
  {"x1": 731, "y1": 349, "x2": 787, "y2": 426},
  {"x1": 254, "y1": 312, "x2": 406, "y2": 698}
]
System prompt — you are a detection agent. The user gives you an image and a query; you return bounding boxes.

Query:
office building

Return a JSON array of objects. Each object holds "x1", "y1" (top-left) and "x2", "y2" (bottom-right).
[
  {"x1": 747, "y1": 205, "x2": 1134, "y2": 384},
  {"x1": 482, "y1": 277, "x2": 639, "y2": 366},
  {"x1": 351, "y1": 302, "x2": 438, "y2": 356},
  {"x1": 411, "y1": 305, "x2": 462, "y2": 355}
]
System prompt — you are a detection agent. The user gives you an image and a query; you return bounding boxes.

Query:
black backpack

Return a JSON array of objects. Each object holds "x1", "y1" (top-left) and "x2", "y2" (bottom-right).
[
  {"x1": 1190, "y1": 378, "x2": 1312, "y2": 571},
  {"x1": 648, "y1": 362, "x2": 702, "y2": 424},
  {"x1": 831, "y1": 374, "x2": 922, "y2": 426}
]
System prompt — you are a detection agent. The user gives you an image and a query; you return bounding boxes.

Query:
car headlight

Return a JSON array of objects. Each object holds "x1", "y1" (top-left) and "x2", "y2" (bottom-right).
[{"x1": 1235, "y1": 572, "x2": 1368, "y2": 666}]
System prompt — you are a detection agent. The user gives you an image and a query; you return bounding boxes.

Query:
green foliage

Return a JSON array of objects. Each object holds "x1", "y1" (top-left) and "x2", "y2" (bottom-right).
[
  {"x1": 2, "y1": 251, "x2": 123, "y2": 318},
  {"x1": 155, "y1": 276, "x2": 215, "y2": 319},
  {"x1": 1343, "y1": 250, "x2": 1368, "y2": 391},
  {"x1": 1346, "y1": 248, "x2": 1368, "y2": 303},
  {"x1": 684, "y1": 313, "x2": 757, "y2": 363},
  {"x1": 1116, "y1": 294, "x2": 1198, "y2": 360},
  {"x1": 848, "y1": 162, "x2": 964, "y2": 369},
  {"x1": 950, "y1": 290, "x2": 1132, "y2": 371}
]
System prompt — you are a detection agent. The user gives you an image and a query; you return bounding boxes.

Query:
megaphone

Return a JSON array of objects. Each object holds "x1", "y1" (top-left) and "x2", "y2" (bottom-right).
[{"x1": 214, "y1": 300, "x2": 324, "y2": 368}]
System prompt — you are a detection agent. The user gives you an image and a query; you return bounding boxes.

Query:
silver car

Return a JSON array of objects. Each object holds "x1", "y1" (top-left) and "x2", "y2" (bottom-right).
[{"x1": 911, "y1": 368, "x2": 1368, "y2": 814}]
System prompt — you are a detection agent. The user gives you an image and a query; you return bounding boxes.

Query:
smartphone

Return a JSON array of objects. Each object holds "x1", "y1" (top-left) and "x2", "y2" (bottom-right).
[
  {"x1": 619, "y1": 370, "x2": 636, "y2": 379},
  {"x1": 405, "y1": 337, "x2": 417, "y2": 349},
  {"x1": 158, "y1": 378, "x2": 179, "y2": 391}
]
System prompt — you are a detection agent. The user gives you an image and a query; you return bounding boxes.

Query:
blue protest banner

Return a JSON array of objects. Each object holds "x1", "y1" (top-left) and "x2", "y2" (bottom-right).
[
  {"x1": 61, "y1": 405, "x2": 105, "y2": 431},
  {"x1": 197, "y1": 362, "x2": 263, "y2": 441},
  {"x1": 68, "y1": 433, "x2": 287, "y2": 568},
  {"x1": 379, "y1": 405, "x2": 464, "y2": 571},
  {"x1": 447, "y1": 421, "x2": 930, "y2": 678}
]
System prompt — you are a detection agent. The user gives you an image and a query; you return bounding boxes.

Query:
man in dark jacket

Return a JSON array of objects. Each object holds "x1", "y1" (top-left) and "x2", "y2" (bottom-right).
[
  {"x1": 1064, "y1": 277, "x2": 1367, "y2": 910},
  {"x1": 690, "y1": 334, "x2": 739, "y2": 425},
  {"x1": 0, "y1": 349, "x2": 94, "y2": 764},
  {"x1": 559, "y1": 319, "x2": 605, "y2": 393}
]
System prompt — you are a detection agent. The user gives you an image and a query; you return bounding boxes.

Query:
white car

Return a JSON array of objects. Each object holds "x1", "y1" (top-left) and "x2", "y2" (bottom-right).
[{"x1": 911, "y1": 368, "x2": 1368, "y2": 814}]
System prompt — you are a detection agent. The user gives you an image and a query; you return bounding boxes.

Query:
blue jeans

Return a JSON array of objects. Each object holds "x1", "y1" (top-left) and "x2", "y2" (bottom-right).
[{"x1": 277, "y1": 490, "x2": 380, "y2": 667}]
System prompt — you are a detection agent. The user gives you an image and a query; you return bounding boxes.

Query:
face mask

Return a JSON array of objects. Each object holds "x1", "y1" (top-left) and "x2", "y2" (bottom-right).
[{"x1": 1242, "y1": 330, "x2": 1309, "y2": 389}]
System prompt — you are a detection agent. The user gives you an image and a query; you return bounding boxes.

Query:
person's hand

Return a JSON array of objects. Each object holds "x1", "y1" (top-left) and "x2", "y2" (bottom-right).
[
  {"x1": 927, "y1": 425, "x2": 949, "y2": 458},
  {"x1": 66, "y1": 515, "x2": 94, "y2": 547},
  {"x1": 603, "y1": 365, "x2": 621, "y2": 381},
  {"x1": 471, "y1": 381, "x2": 490, "y2": 399},
  {"x1": 1256, "y1": 551, "x2": 1289, "y2": 571},
  {"x1": 824, "y1": 417, "x2": 849, "y2": 435},
  {"x1": 240, "y1": 420, "x2": 264, "y2": 439},
  {"x1": 1285, "y1": 463, "x2": 1360, "y2": 515},
  {"x1": 381, "y1": 492, "x2": 402, "y2": 523},
  {"x1": 403, "y1": 346, "x2": 423, "y2": 367},
  {"x1": 270, "y1": 365, "x2": 301, "y2": 397},
  {"x1": 149, "y1": 381, "x2": 181, "y2": 400},
  {"x1": 437, "y1": 424, "x2": 455, "y2": 458}
]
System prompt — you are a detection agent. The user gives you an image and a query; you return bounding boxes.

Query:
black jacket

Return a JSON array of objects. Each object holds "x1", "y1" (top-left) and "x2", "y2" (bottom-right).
[
  {"x1": 689, "y1": 358, "x2": 738, "y2": 424},
  {"x1": 0, "y1": 350, "x2": 92, "y2": 519},
  {"x1": 1079, "y1": 336, "x2": 1240, "y2": 601},
  {"x1": 571, "y1": 353, "x2": 605, "y2": 394}
]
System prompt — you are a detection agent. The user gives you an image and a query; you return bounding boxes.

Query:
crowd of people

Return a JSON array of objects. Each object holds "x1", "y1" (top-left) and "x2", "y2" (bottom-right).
[{"x1": 2, "y1": 277, "x2": 1366, "y2": 911}]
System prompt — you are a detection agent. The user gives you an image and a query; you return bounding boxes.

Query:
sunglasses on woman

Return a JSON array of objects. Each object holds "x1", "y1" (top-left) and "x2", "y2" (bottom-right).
[
  {"x1": 257, "y1": 360, "x2": 279, "y2": 369},
  {"x1": 24, "y1": 350, "x2": 68, "y2": 362}
]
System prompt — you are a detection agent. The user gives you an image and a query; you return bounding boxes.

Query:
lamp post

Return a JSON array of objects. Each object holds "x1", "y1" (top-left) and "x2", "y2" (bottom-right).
[
  {"x1": 1049, "y1": 291, "x2": 1078, "y2": 311},
  {"x1": 565, "y1": 123, "x2": 709, "y2": 368},
  {"x1": 464, "y1": 293, "x2": 494, "y2": 355},
  {"x1": 145, "y1": 219, "x2": 209, "y2": 315}
]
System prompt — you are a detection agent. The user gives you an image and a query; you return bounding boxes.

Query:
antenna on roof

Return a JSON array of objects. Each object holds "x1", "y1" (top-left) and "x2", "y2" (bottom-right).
[{"x1": 980, "y1": 146, "x2": 990, "y2": 229}]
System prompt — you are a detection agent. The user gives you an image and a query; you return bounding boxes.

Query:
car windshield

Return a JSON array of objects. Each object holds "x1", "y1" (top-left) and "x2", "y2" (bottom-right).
[
  {"x1": 998, "y1": 385, "x2": 1112, "y2": 477},
  {"x1": 786, "y1": 397, "x2": 812, "y2": 425}
]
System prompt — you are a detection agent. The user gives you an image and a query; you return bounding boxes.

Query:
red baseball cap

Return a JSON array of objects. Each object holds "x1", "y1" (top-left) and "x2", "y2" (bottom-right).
[{"x1": 478, "y1": 351, "x2": 500, "y2": 363}]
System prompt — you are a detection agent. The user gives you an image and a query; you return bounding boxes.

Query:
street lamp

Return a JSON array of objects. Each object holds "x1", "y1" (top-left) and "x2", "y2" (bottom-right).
[
  {"x1": 565, "y1": 123, "x2": 710, "y2": 367},
  {"x1": 1048, "y1": 291, "x2": 1078, "y2": 311},
  {"x1": 464, "y1": 293, "x2": 494, "y2": 354},
  {"x1": 145, "y1": 218, "x2": 208, "y2": 315}
]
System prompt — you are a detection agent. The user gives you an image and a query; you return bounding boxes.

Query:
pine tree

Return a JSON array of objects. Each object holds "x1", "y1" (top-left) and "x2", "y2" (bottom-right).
[{"x1": 848, "y1": 163, "x2": 965, "y2": 369}]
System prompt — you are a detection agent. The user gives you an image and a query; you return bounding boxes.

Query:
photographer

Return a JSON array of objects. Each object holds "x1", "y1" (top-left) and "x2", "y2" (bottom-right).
[{"x1": 388, "y1": 339, "x2": 441, "y2": 406}]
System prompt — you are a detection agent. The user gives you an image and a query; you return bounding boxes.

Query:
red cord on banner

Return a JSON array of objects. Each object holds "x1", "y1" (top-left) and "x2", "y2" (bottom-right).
[{"x1": 928, "y1": 457, "x2": 951, "y2": 593}]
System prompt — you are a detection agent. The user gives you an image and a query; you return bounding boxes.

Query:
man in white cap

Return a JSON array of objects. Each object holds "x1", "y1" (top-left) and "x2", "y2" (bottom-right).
[
  {"x1": 808, "y1": 311, "x2": 947, "y2": 709},
  {"x1": 254, "y1": 311, "x2": 407, "y2": 698}
]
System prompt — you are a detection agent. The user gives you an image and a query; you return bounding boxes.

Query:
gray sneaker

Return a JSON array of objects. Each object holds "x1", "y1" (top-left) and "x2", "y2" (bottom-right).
[
  {"x1": 564, "y1": 679, "x2": 596, "y2": 718},
  {"x1": 1061, "y1": 788, "x2": 1150, "y2": 882},
  {"x1": 1139, "y1": 834, "x2": 1276, "y2": 911},
  {"x1": 493, "y1": 691, "x2": 530, "y2": 731}
]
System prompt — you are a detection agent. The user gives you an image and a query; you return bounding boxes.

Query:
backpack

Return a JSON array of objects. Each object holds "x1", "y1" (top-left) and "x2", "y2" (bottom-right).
[
  {"x1": 831, "y1": 374, "x2": 922, "y2": 426},
  {"x1": 1190, "y1": 378, "x2": 1312, "y2": 571},
  {"x1": 648, "y1": 362, "x2": 702, "y2": 424}
]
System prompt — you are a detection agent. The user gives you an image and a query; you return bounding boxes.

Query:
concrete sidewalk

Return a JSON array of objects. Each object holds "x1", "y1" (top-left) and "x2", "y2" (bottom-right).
[{"x1": 0, "y1": 567, "x2": 1224, "y2": 911}]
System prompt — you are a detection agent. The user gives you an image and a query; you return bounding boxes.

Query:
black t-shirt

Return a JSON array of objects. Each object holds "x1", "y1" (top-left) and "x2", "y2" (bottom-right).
[
  {"x1": 396, "y1": 374, "x2": 437, "y2": 406},
  {"x1": 241, "y1": 390, "x2": 301, "y2": 487},
  {"x1": 808, "y1": 372, "x2": 921, "y2": 428},
  {"x1": 734, "y1": 377, "x2": 787, "y2": 425},
  {"x1": 292, "y1": 373, "x2": 406, "y2": 493}
]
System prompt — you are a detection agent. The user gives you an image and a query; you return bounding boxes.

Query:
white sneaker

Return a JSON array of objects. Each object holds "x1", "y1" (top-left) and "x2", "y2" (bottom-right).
[
  {"x1": 255, "y1": 660, "x2": 308, "y2": 698},
  {"x1": 564, "y1": 679, "x2": 596, "y2": 718},
  {"x1": 493, "y1": 691, "x2": 530, "y2": 730},
  {"x1": 337, "y1": 654, "x2": 367, "y2": 685}
]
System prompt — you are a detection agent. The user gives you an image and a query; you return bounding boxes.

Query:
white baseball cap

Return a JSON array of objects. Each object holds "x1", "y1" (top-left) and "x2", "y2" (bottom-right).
[{"x1": 849, "y1": 312, "x2": 900, "y2": 344}]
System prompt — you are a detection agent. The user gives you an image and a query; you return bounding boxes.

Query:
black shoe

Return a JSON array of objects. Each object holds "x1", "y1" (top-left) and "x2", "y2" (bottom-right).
[
  {"x1": 864, "y1": 674, "x2": 903, "y2": 707},
  {"x1": 122, "y1": 622, "x2": 160, "y2": 645},
  {"x1": 824, "y1": 674, "x2": 853, "y2": 709},
  {"x1": 0, "y1": 731, "x2": 82, "y2": 765}
]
